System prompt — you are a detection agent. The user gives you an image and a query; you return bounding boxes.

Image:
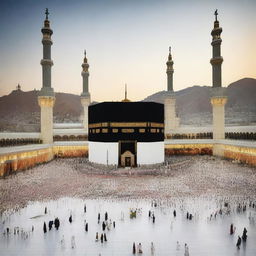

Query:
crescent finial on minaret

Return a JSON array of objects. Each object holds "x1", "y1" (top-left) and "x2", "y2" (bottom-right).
[
  {"x1": 84, "y1": 49, "x2": 86, "y2": 56},
  {"x1": 45, "y1": 8, "x2": 49, "y2": 20},
  {"x1": 169, "y1": 46, "x2": 171, "y2": 54},
  {"x1": 214, "y1": 9, "x2": 218, "y2": 21}
]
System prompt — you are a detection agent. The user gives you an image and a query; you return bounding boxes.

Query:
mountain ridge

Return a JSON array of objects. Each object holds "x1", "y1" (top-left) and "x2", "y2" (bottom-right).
[{"x1": 0, "y1": 78, "x2": 255, "y2": 131}]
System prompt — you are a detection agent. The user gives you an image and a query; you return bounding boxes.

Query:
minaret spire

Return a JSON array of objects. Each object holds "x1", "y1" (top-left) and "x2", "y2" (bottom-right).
[
  {"x1": 166, "y1": 46, "x2": 174, "y2": 92},
  {"x1": 214, "y1": 9, "x2": 218, "y2": 21},
  {"x1": 39, "y1": 8, "x2": 54, "y2": 96},
  {"x1": 45, "y1": 8, "x2": 49, "y2": 20},
  {"x1": 210, "y1": 9, "x2": 223, "y2": 88},
  {"x1": 80, "y1": 50, "x2": 91, "y2": 134},
  {"x1": 81, "y1": 49, "x2": 90, "y2": 95}
]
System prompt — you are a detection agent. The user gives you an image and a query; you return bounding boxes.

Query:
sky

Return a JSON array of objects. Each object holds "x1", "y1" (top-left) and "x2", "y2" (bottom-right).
[{"x1": 0, "y1": 0, "x2": 255, "y2": 102}]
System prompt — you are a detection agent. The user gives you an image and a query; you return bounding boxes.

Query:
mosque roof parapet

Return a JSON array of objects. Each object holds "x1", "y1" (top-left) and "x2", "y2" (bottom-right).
[
  {"x1": 53, "y1": 141, "x2": 88, "y2": 146},
  {"x1": 0, "y1": 133, "x2": 40, "y2": 139},
  {"x1": 164, "y1": 139, "x2": 256, "y2": 149},
  {"x1": 0, "y1": 144, "x2": 51, "y2": 156},
  {"x1": 169, "y1": 125, "x2": 256, "y2": 134},
  {"x1": 53, "y1": 123, "x2": 83, "y2": 129},
  {"x1": 53, "y1": 128, "x2": 86, "y2": 136}
]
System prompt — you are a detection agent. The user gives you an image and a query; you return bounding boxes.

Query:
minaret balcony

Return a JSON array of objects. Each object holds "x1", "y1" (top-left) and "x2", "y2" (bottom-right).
[
  {"x1": 211, "y1": 27, "x2": 222, "y2": 35},
  {"x1": 210, "y1": 56, "x2": 223, "y2": 65},
  {"x1": 166, "y1": 68, "x2": 174, "y2": 74},
  {"x1": 211, "y1": 39, "x2": 222, "y2": 46},
  {"x1": 41, "y1": 27, "x2": 53, "y2": 36},
  {"x1": 41, "y1": 59, "x2": 54, "y2": 66}
]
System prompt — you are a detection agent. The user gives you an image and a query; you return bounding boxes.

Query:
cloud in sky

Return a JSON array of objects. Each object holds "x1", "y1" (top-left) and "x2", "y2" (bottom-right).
[{"x1": 0, "y1": 0, "x2": 255, "y2": 101}]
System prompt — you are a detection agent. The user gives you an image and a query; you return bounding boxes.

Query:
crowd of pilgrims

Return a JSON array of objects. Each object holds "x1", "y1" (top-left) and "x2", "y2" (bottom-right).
[{"x1": 1, "y1": 199, "x2": 256, "y2": 255}]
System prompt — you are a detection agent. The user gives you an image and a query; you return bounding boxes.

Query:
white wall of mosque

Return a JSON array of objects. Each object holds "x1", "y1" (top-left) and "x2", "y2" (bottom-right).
[
  {"x1": 1, "y1": 140, "x2": 256, "y2": 177},
  {"x1": 137, "y1": 142, "x2": 164, "y2": 165},
  {"x1": 88, "y1": 141, "x2": 119, "y2": 165}
]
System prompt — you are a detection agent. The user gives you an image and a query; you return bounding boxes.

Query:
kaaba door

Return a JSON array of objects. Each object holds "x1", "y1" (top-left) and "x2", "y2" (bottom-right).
[
  {"x1": 121, "y1": 151, "x2": 135, "y2": 167},
  {"x1": 119, "y1": 141, "x2": 137, "y2": 167},
  {"x1": 125, "y1": 157, "x2": 131, "y2": 166}
]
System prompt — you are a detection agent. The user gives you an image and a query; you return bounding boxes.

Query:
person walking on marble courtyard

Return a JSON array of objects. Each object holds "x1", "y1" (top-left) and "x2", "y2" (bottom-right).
[
  {"x1": 152, "y1": 214, "x2": 155, "y2": 223},
  {"x1": 48, "y1": 220, "x2": 53, "y2": 230},
  {"x1": 100, "y1": 233, "x2": 104, "y2": 243},
  {"x1": 95, "y1": 232, "x2": 99, "y2": 241},
  {"x1": 84, "y1": 204, "x2": 86, "y2": 213},
  {"x1": 236, "y1": 236, "x2": 242, "y2": 249},
  {"x1": 102, "y1": 221, "x2": 106, "y2": 231},
  {"x1": 230, "y1": 223, "x2": 234, "y2": 235},
  {"x1": 173, "y1": 210, "x2": 176, "y2": 217},
  {"x1": 104, "y1": 233, "x2": 107, "y2": 242},
  {"x1": 242, "y1": 227, "x2": 247, "y2": 241},
  {"x1": 54, "y1": 217, "x2": 60, "y2": 230},
  {"x1": 105, "y1": 212, "x2": 108, "y2": 221},
  {"x1": 69, "y1": 214, "x2": 72, "y2": 223},
  {"x1": 98, "y1": 213, "x2": 100, "y2": 223},
  {"x1": 85, "y1": 223, "x2": 88, "y2": 232},
  {"x1": 43, "y1": 222, "x2": 47, "y2": 233},
  {"x1": 137, "y1": 243, "x2": 143, "y2": 254},
  {"x1": 44, "y1": 207, "x2": 47, "y2": 214},
  {"x1": 133, "y1": 242, "x2": 136, "y2": 254}
]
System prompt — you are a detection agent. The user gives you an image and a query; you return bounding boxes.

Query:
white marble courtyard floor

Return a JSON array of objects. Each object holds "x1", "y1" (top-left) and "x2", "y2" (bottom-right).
[
  {"x1": 0, "y1": 156, "x2": 256, "y2": 255},
  {"x1": 1, "y1": 197, "x2": 256, "y2": 256}
]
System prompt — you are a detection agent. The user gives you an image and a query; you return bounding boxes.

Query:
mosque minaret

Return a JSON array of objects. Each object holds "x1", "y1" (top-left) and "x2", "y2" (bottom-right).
[
  {"x1": 166, "y1": 46, "x2": 174, "y2": 92},
  {"x1": 80, "y1": 50, "x2": 91, "y2": 134},
  {"x1": 38, "y1": 8, "x2": 55, "y2": 144},
  {"x1": 210, "y1": 10, "x2": 227, "y2": 156},
  {"x1": 164, "y1": 47, "x2": 179, "y2": 137}
]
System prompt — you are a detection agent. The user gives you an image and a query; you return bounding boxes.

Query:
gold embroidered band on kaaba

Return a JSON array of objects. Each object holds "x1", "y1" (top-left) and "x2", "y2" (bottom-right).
[{"x1": 89, "y1": 122, "x2": 164, "y2": 129}]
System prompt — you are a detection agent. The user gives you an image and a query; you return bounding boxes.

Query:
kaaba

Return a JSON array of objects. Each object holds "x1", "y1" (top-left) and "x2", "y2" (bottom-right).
[{"x1": 88, "y1": 102, "x2": 164, "y2": 167}]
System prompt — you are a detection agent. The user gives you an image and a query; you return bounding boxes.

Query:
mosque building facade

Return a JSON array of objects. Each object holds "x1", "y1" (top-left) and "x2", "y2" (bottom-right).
[{"x1": 1, "y1": 9, "x2": 256, "y2": 177}]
